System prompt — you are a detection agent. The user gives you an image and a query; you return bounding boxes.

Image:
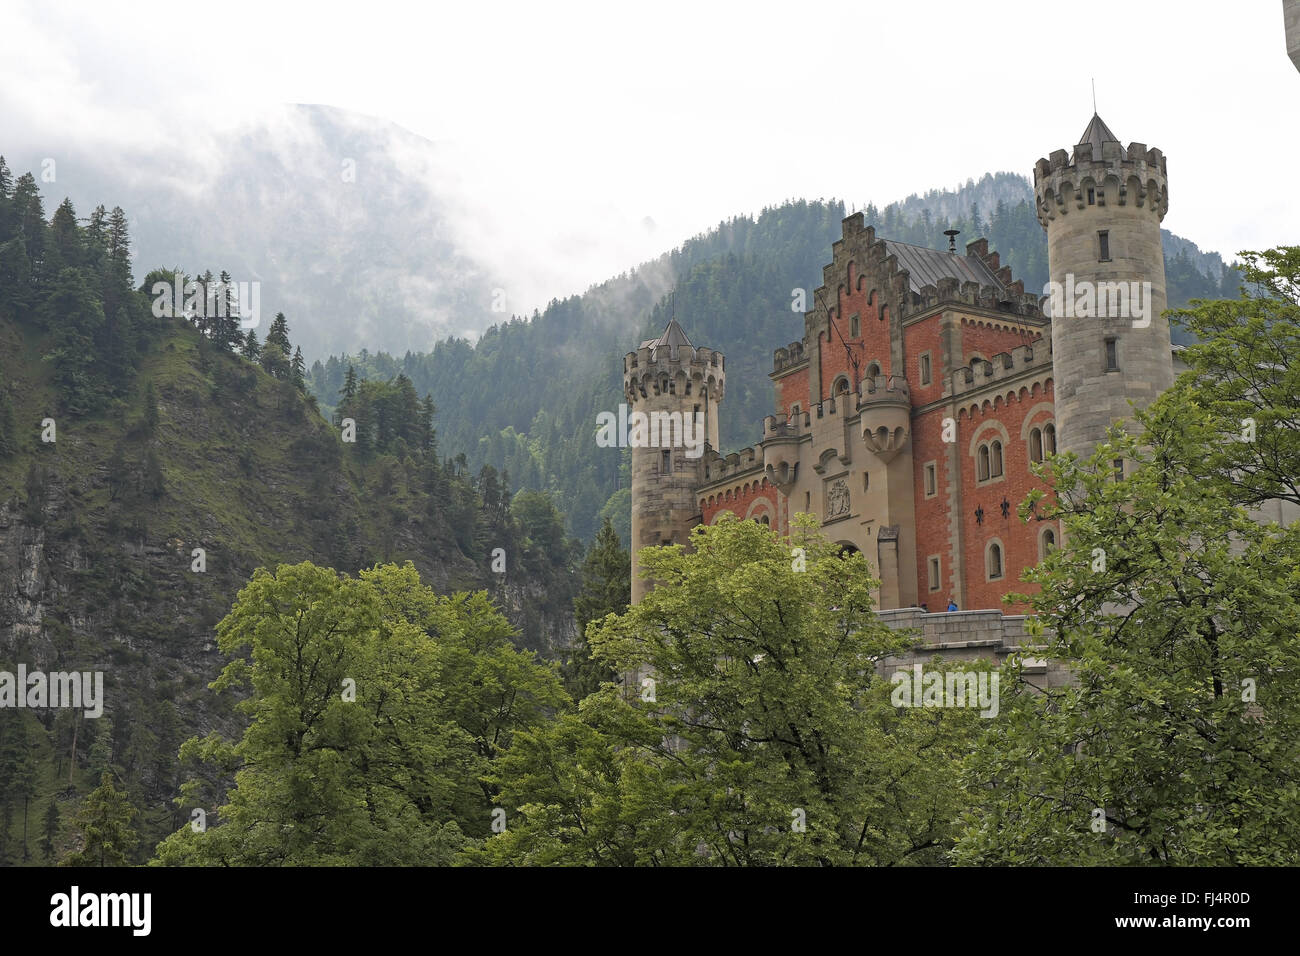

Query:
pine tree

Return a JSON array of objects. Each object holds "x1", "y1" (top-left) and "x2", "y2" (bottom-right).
[
  {"x1": 266, "y1": 311, "x2": 291, "y2": 354},
  {"x1": 562, "y1": 517, "x2": 630, "y2": 699},
  {"x1": 241, "y1": 329, "x2": 262, "y2": 362},
  {"x1": 292, "y1": 346, "x2": 306, "y2": 389},
  {"x1": 62, "y1": 772, "x2": 138, "y2": 867},
  {"x1": 40, "y1": 800, "x2": 59, "y2": 861}
]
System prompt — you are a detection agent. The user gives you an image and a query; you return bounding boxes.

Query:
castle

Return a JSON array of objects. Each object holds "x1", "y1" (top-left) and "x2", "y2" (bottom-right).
[{"x1": 624, "y1": 114, "x2": 1175, "y2": 617}]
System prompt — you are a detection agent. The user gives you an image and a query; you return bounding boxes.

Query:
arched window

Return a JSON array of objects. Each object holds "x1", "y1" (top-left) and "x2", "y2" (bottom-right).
[
  {"x1": 866, "y1": 362, "x2": 881, "y2": 380},
  {"x1": 760, "y1": 515, "x2": 770, "y2": 526},
  {"x1": 977, "y1": 444, "x2": 990, "y2": 481},
  {"x1": 879, "y1": 305, "x2": 889, "y2": 324},
  {"x1": 1044, "y1": 423, "x2": 1057, "y2": 455},
  {"x1": 988, "y1": 542, "x2": 1003, "y2": 580},
  {"x1": 1039, "y1": 526, "x2": 1057, "y2": 561},
  {"x1": 1029, "y1": 427, "x2": 1044, "y2": 463},
  {"x1": 991, "y1": 440, "x2": 1003, "y2": 477},
  {"x1": 836, "y1": 377, "x2": 850, "y2": 394}
]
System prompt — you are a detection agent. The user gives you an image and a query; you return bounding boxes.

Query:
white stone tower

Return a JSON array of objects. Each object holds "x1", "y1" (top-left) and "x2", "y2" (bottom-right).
[
  {"x1": 1033, "y1": 114, "x2": 1174, "y2": 458},
  {"x1": 623, "y1": 319, "x2": 724, "y2": 604}
]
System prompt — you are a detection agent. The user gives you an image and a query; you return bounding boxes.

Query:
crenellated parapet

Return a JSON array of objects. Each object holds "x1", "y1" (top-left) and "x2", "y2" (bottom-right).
[
  {"x1": 772, "y1": 340, "x2": 807, "y2": 374},
  {"x1": 701, "y1": 444, "x2": 764, "y2": 484},
  {"x1": 858, "y1": 375, "x2": 911, "y2": 463},
  {"x1": 1033, "y1": 140, "x2": 1169, "y2": 227},
  {"x1": 947, "y1": 340, "x2": 1054, "y2": 398},
  {"x1": 623, "y1": 342, "x2": 726, "y2": 406},
  {"x1": 911, "y1": 277, "x2": 1043, "y2": 319}
]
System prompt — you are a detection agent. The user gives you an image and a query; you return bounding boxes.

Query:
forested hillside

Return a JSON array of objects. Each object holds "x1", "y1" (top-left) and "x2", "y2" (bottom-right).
[
  {"x1": 0, "y1": 158, "x2": 581, "y2": 864},
  {"x1": 310, "y1": 177, "x2": 1241, "y2": 544}
]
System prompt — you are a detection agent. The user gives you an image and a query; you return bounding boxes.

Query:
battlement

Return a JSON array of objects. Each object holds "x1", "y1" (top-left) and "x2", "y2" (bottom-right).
[
  {"x1": 624, "y1": 343, "x2": 726, "y2": 404},
  {"x1": 911, "y1": 277, "x2": 1044, "y2": 318},
  {"x1": 1033, "y1": 139, "x2": 1169, "y2": 226},
  {"x1": 947, "y1": 339, "x2": 1054, "y2": 398},
  {"x1": 701, "y1": 444, "x2": 764, "y2": 483},
  {"x1": 772, "y1": 340, "x2": 807, "y2": 373},
  {"x1": 857, "y1": 373, "x2": 910, "y2": 406}
]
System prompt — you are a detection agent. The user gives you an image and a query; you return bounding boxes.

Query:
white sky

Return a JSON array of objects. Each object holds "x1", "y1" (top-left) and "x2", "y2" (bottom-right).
[{"x1": 2, "y1": 0, "x2": 1296, "y2": 314}]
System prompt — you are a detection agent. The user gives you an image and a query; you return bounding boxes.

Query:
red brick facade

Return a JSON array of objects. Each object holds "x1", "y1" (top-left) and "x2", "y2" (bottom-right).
[{"x1": 693, "y1": 215, "x2": 1061, "y2": 612}]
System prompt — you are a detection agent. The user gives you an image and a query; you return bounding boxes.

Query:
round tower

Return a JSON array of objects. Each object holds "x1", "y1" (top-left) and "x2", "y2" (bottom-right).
[
  {"x1": 1034, "y1": 114, "x2": 1174, "y2": 458},
  {"x1": 623, "y1": 318, "x2": 724, "y2": 604}
]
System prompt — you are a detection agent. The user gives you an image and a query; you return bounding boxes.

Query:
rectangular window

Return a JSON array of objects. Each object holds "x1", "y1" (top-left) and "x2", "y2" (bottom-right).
[
  {"x1": 1104, "y1": 336, "x2": 1119, "y2": 371},
  {"x1": 661, "y1": 450, "x2": 671, "y2": 473},
  {"x1": 919, "y1": 352, "x2": 932, "y2": 386},
  {"x1": 1098, "y1": 230, "x2": 1110, "y2": 261},
  {"x1": 1087, "y1": 187, "x2": 1095, "y2": 205},
  {"x1": 850, "y1": 313, "x2": 860, "y2": 338},
  {"x1": 924, "y1": 462, "x2": 937, "y2": 498},
  {"x1": 928, "y1": 556, "x2": 941, "y2": 592},
  {"x1": 1113, "y1": 458, "x2": 1124, "y2": 481}
]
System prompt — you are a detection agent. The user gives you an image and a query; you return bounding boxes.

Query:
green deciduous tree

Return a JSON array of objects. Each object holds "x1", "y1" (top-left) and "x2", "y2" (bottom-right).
[
  {"x1": 153, "y1": 561, "x2": 565, "y2": 866},
  {"x1": 479, "y1": 514, "x2": 986, "y2": 866}
]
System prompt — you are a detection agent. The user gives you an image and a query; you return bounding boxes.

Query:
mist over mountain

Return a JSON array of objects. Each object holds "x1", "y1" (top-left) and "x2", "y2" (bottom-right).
[{"x1": 3, "y1": 105, "x2": 502, "y2": 356}]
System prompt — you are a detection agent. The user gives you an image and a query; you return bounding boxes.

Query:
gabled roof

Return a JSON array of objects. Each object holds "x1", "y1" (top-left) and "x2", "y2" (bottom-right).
[
  {"x1": 882, "y1": 239, "x2": 1005, "y2": 295},
  {"x1": 1077, "y1": 112, "x2": 1120, "y2": 152}
]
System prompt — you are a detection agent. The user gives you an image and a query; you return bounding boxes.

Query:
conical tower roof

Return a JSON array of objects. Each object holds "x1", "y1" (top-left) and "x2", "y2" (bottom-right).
[
  {"x1": 640, "y1": 317, "x2": 694, "y2": 359},
  {"x1": 1077, "y1": 113, "x2": 1120, "y2": 152}
]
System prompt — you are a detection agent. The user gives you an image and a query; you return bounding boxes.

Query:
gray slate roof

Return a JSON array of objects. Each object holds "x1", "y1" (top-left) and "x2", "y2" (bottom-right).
[
  {"x1": 641, "y1": 317, "x2": 694, "y2": 357},
  {"x1": 1078, "y1": 112, "x2": 1120, "y2": 151},
  {"x1": 882, "y1": 239, "x2": 1005, "y2": 294}
]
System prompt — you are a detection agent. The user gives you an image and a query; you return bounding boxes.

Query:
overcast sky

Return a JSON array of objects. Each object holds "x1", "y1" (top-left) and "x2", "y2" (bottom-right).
[{"x1": 3, "y1": 0, "x2": 1296, "y2": 314}]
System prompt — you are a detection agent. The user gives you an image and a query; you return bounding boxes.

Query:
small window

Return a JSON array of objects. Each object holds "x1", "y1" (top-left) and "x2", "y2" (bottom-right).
[
  {"x1": 1029, "y1": 428, "x2": 1044, "y2": 463},
  {"x1": 988, "y1": 542, "x2": 1004, "y2": 580},
  {"x1": 1104, "y1": 337, "x2": 1119, "y2": 372},
  {"x1": 661, "y1": 450, "x2": 671, "y2": 473},
  {"x1": 1098, "y1": 230, "x2": 1110, "y2": 261},
  {"x1": 928, "y1": 556, "x2": 941, "y2": 591},
  {"x1": 862, "y1": 472, "x2": 870, "y2": 492},
  {"x1": 836, "y1": 377, "x2": 850, "y2": 394},
  {"x1": 850, "y1": 313, "x2": 860, "y2": 338},
  {"x1": 1040, "y1": 527, "x2": 1057, "y2": 561},
  {"x1": 866, "y1": 362, "x2": 881, "y2": 380},
  {"x1": 1113, "y1": 458, "x2": 1124, "y2": 481},
  {"x1": 924, "y1": 462, "x2": 937, "y2": 498},
  {"x1": 1044, "y1": 423, "x2": 1057, "y2": 455},
  {"x1": 919, "y1": 353, "x2": 932, "y2": 386},
  {"x1": 991, "y1": 440, "x2": 1003, "y2": 478},
  {"x1": 879, "y1": 305, "x2": 889, "y2": 324},
  {"x1": 977, "y1": 445, "x2": 990, "y2": 482},
  {"x1": 1087, "y1": 187, "x2": 1096, "y2": 205},
  {"x1": 805, "y1": 491, "x2": 811, "y2": 511},
  {"x1": 760, "y1": 515, "x2": 770, "y2": 526}
]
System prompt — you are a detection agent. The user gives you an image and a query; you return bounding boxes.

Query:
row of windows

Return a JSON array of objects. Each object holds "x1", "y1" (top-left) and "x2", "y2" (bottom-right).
[
  {"x1": 926, "y1": 527, "x2": 1057, "y2": 591},
  {"x1": 969, "y1": 423, "x2": 1057, "y2": 486}
]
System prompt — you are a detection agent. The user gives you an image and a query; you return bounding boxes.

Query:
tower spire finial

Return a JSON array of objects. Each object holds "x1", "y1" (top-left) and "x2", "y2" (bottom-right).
[{"x1": 1092, "y1": 77, "x2": 1097, "y2": 114}]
